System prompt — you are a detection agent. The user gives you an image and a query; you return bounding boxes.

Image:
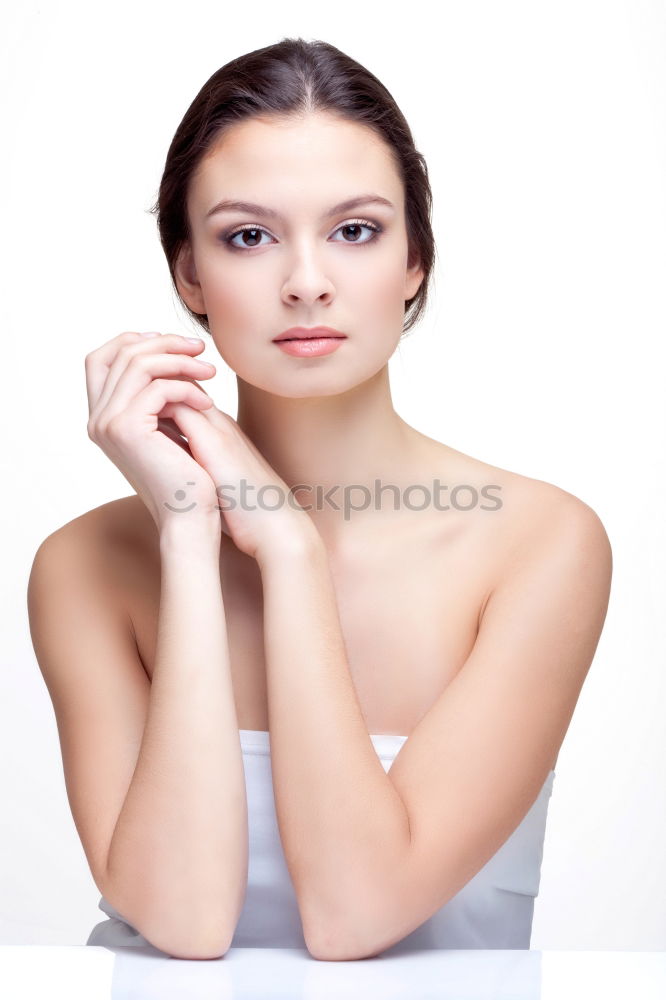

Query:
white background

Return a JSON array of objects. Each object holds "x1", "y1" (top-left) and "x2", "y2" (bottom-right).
[{"x1": 1, "y1": 0, "x2": 664, "y2": 950}]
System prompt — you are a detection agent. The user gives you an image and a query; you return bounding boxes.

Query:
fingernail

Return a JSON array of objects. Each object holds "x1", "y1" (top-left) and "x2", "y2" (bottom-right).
[
  {"x1": 140, "y1": 331, "x2": 160, "y2": 338},
  {"x1": 185, "y1": 337, "x2": 202, "y2": 344}
]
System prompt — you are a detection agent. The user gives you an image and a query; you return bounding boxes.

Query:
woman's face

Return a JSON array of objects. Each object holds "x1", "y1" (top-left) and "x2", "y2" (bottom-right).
[{"x1": 177, "y1": 112, "x2": 424, "y2": 397}]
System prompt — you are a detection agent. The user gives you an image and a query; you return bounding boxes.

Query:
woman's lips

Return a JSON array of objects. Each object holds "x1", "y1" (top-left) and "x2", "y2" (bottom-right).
[{"x1": 274, "y1": 337, "x2": 346, "y2": 357}]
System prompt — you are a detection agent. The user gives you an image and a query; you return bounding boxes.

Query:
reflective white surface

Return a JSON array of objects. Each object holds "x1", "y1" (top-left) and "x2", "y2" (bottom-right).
[{"x1": 1, "y1": 947, "x2": 665, "y2": 1000}]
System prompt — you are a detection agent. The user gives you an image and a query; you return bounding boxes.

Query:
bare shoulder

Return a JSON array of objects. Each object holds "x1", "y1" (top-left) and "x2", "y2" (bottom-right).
[
  {"x1": 415, "y1": 435, "x2": 612, "y2": 626},
  {"x1": 487, "y1": 463, "x2": 613, "y2": 608},
  {"x1": 428, "y1": 435, "x2": 611, "y2": 552},
  {"x1": 491, "y1": 462, "x2": 612, "y2": 563},
  {"x1": 39, "y1": 494, "x2": 155, "y2": 550},
  {"x1": 33, "y1": 495, "x2": 158, "y2": 611}
]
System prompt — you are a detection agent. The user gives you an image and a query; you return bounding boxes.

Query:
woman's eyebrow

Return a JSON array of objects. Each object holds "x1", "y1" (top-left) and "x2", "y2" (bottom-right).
[{"x1": 204, "y1": 194, "x2": 395, "y2": 222}]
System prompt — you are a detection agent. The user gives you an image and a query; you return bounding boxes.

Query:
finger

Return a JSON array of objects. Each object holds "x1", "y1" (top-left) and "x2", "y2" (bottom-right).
[
  {"x1": 89, "y1": 332, "x2": 206, "y2": 417},
  {"x1": 195, "y1": 407, "x2": 286, "y2": 487},
  {"x1": 95, "y1": 352, "x2": 215, "y2": 425},
  {"x1": 102, "y1": 379, "x2": 213, "y2": 443},
  {"x1": 85, "y1": 331, "x2": 148, "y2": 413},
  {"x1": 160, "y1": 402, "x2": 277, "y2": 518},
  {"x1": 199, "y1": 407, "x2": 271, "y2": 468},
  {"x1": 187, "y1": 398, "x2": 235, "y2": 430},
  {"x1": 93, "y1": 333, "x2": 207, "y2": 416},
  {"x1": 154, "y1": 400, "x2": 230, "y2": 472},
  {"x1": 181, "y1": 404, "x2": 269, "y2": 470}
]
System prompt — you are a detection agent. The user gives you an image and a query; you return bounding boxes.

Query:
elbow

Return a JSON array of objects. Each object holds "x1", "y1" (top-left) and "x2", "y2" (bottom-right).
[
  {"x1": 300, "y1": 879, "x2": 397, "y2": 961},
  {"x1": 303, "y1": 906, "x2": 348, "y2": 961},
  {"x1": 303, "y1": 913, "x2": 387, "y2": 962},
  {"x1": 108, "y1": 892, "x2": 240, "y2": 960},
  {"x1": 303, "y1": 885, "x2": 415, "y2": 960},
  {"x1": 305, "y1": 934, "x2": 385, "y2": 962},
  {"x1": 101, "y1": 870, "x2": 245, "y2": 960},
  {"x1": 303, "y1": 924, "x2": 337, "y2": 962},
  {"x1": 142, "y1": 916, "x2": 236, "y2": 960},
  {"x1": 156, "y1": 940, "x2": 231, "y2": 961},
  {"x1": 164, "y1": 940, "x2": 233, "y2": 961}
]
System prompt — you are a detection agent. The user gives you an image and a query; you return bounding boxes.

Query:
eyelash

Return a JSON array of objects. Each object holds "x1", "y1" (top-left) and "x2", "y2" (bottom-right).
[{"x1": 220, "y1": 218, "x2": 383, "y2": 252}]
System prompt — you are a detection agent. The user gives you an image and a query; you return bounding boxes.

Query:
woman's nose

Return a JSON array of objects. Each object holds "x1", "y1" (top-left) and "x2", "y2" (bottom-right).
[{"x1": 281, "y1": 252, "x2": 335, "y2": 305}]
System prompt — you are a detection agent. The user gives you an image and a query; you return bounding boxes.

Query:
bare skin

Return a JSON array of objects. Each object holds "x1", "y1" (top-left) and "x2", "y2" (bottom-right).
[
  {"x1": 29, "y1": 108, "x2": 609, "y2": 960},
  {"x1": 61, "y1": 109, "x2": 570, "y2": 829},
  {"x1": 77, "y1": 430, "x2": 565, "y2": 770}
]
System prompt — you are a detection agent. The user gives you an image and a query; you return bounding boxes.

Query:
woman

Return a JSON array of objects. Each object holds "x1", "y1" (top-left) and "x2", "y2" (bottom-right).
[{"x1": 27, "y1": 37, "x2": 612, "y2": 961}]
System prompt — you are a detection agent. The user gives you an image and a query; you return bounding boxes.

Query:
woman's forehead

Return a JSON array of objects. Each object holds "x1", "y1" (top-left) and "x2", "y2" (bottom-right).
[{"x1": 190, "y1": 118, "x2": 403, "y2": 218}]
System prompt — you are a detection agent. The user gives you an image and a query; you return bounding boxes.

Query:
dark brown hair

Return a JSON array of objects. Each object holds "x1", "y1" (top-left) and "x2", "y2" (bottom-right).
[{"x1": 148, "y1": 37, "x2": 436, "y2": 338}]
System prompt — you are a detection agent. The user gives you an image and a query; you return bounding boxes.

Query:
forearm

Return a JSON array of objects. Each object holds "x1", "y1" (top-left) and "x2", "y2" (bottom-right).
[
  {"x1": 257, "y1": 536, "x2": 411, "y2": 958},
  {"x1": 104, "y1": 521, "x2": 247, "y2": 958}
]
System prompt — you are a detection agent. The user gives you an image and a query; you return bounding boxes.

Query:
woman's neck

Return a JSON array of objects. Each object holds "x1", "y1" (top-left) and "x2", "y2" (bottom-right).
[{"x1": 235, "y1": 367, "x2": 427, "y2": 550}]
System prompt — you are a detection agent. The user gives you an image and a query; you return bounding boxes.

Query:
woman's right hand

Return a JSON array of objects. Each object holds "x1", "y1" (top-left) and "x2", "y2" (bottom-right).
[{"x1": 85, "y1": 330, "x2": 222, "y2": 535}]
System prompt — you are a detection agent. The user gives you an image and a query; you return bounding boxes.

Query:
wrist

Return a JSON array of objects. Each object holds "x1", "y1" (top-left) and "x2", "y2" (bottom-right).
[
  {"x1": 159, "y1": 512, "x2": 222, "y2": 557},
  {"x1": 255, "y1": 518, "x2": 324, "y2": 573}
]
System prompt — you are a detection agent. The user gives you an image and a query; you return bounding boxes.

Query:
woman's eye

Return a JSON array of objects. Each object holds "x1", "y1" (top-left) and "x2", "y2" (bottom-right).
[
  {"x1": 225, "y1": 226, "x2": 273, "y2": 250},
  {"x1": 330, "y1": 220, "x2": 382, "y2": 244},
  {"x1": 222, "y1": 219, "x2": 382, "y2": 251}
]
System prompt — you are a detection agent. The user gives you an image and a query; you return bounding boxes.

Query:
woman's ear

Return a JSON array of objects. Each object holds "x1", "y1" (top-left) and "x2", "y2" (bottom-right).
[
  {"x1": 404, "y1": 255, "x2": 425, "y2": 302},
  {"x1": 174, "y1": 243, "x2": 207, "y2": 314}
]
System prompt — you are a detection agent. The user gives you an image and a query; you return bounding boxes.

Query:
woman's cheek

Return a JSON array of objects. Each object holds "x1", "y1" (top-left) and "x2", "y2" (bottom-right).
[
  {"x1": 202, "y1": 265, "x2": 256, "y2": 328},
  {"x1": 372, "y1": 261, "x2": 411, "y2": 324}
]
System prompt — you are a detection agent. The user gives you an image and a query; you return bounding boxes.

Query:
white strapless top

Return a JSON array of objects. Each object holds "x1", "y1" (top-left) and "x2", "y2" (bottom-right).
[{"x1": 87, "y1": 729, "x2": 556, "y2": 954}]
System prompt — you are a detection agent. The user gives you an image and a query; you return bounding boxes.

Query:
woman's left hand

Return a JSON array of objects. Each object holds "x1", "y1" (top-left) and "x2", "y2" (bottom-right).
[{"x1": 158, "y1": 395, "x2": 318, "y2": 563}]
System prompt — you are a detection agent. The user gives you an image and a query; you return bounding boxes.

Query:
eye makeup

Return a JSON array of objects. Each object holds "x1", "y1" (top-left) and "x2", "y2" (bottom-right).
[{"x1": 219, "y1": 219, "x2": 384, "y2": 252}]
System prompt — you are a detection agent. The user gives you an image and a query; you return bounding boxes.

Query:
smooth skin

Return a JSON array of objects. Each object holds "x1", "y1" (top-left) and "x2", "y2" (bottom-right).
[
  {"x1": 29, "y1": 333, "x2": 250, "y2": 958},
  {"x1": 28, "y1": 110, "x2": 612, "y2": 960}
]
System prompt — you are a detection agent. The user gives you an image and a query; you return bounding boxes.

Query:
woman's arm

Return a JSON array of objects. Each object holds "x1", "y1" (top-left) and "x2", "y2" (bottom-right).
[
  {"x1": 103, "y1": 519, "x2": 248, "y2": 959},
  {"x1": 257, "y1": 498, "x2": 612, "y2": 961},
  {"x1": 256, "y1": 533, "x2": 412, "y2": 960}
]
